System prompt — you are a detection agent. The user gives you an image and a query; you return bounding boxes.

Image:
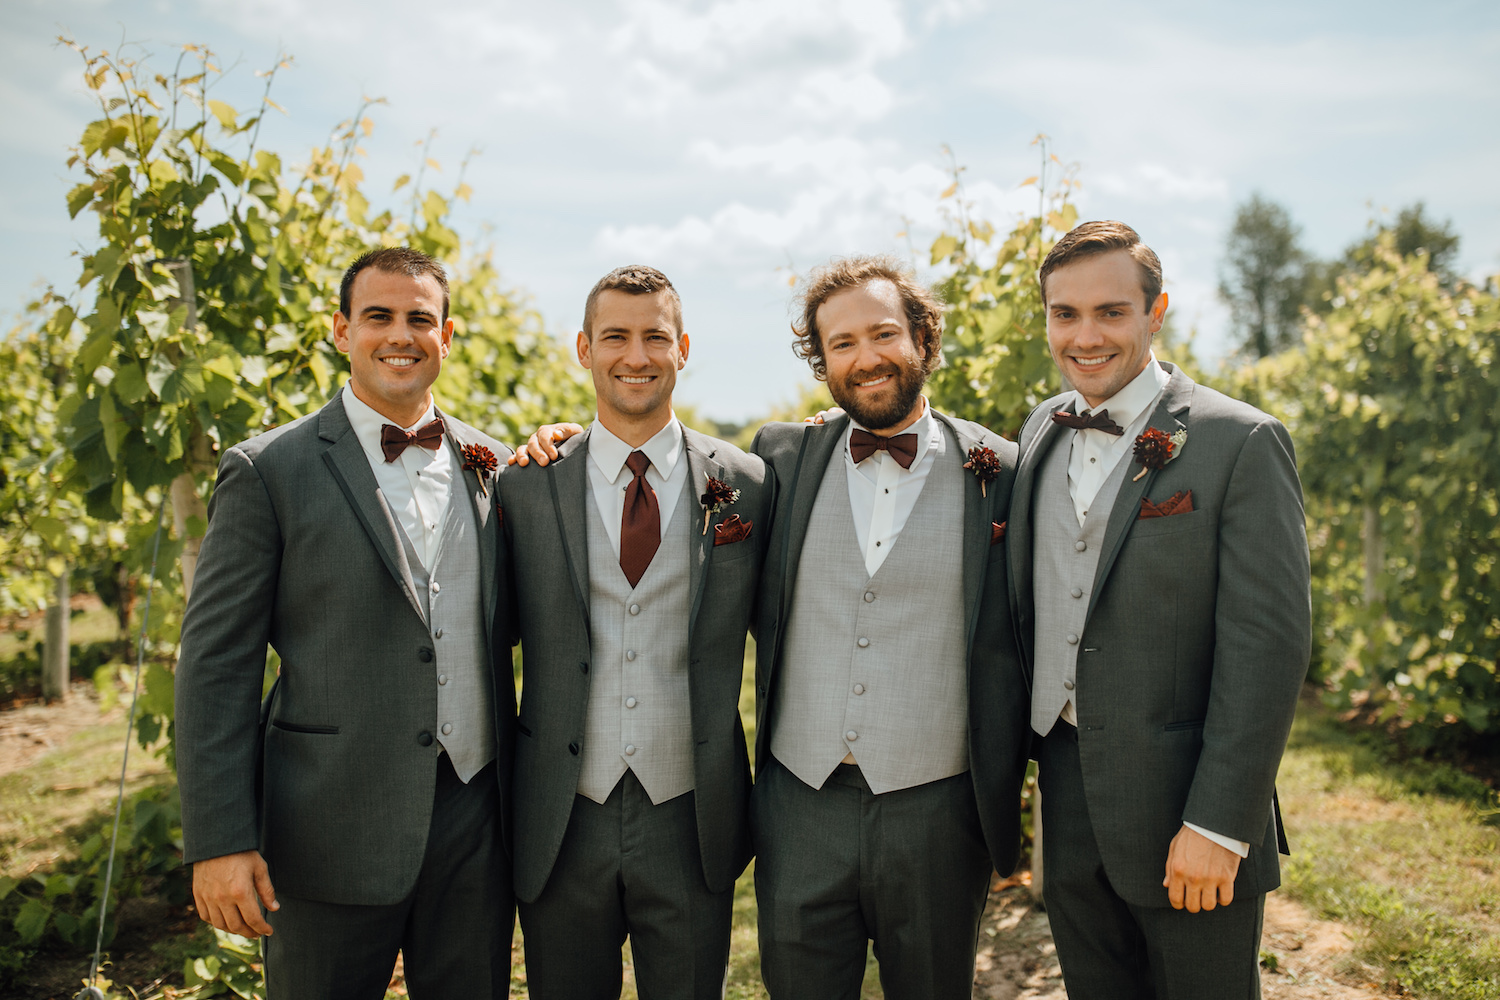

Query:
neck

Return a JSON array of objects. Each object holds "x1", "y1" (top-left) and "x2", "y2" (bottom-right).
[
  {"x1": 597, "y1": 406, "x2": 673, "y2": 448},
  {"x1": 349, "y1": 380, "x2": 432, "y2": 428}
]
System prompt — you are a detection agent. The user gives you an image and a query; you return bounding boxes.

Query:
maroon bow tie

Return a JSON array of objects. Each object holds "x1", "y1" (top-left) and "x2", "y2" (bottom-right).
[
  {"x1": 1052, "y1": 408, "x2": 1124, "y2": 436},
  {"x1": 380, "y1": 416, "x2": 446, "y2": 462},
  {"x1": 849, "y1": 428, "x2": 918, "y2": 469}
]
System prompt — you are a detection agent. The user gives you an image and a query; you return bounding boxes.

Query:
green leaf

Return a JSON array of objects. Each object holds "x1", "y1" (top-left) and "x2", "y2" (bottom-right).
[
  {"x1": 206, "y1": 150, "x2": 244, "y2": 186},
  {"x1": 158, "y1": 361, "x2": 206, "y2": 405},
  {"x1": 930, "y1": 234, "x2": 959, "y2": 265},
  {"x1": 67, "y1": 182, "x2": 95, "y2": 219},
  {"x1": 31, "y1": 516, "x2": 67, "y2": 550},
  {"x1": 307, "y1": 352, "x2": 332, "y2": 395},
  {"x1": 14, "y1": 898, "x2": 51, "y2": 943},
  {"x1": 203, "y1": 356, "x2": 240, "y2": 381},
  {"x1": 207, "y1": 100, "x2": 239, "y2": 130},
  {"x1": 0, "y1": 875, "x2": 17, "y2": 902},
  {"x1": 114, "y1": 362, "x2": 149, "y2": 404},
  {"x1": 239, "y1": 354, "x2": 269, "y2": 387}
]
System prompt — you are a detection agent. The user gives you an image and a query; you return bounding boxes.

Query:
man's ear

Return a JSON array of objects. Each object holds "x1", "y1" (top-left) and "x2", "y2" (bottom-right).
[
  {"x1": 1149, "y1": 292, "x2": 1169, "y2": 334},
  {"x1": 677, "y1": 332, "x2": 690, "y2": 368},
  {"x1": 439, "y1": 317, "x2": 454, "y2": 358},
  {"x1": 576, "y1": 330, "x2": 592, "y2": 369},
  {"x1": 332, "y1": 310, "x2": 351, "y2": 353}
]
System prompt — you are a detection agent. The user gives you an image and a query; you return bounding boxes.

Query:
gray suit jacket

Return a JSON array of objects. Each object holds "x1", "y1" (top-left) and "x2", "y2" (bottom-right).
[
  {"x1": 1009, "y1": 362, "x2": 1312, "y2": 906},
  {"x1": 175, "y1": 394, "x2": 516, "y2": 906},
  {"x1": 750, "y1": 411, "x2": 1032, "y2": 876},
  {"x1": 499, "y1": 425, "x2": 775, "y2": 903}
]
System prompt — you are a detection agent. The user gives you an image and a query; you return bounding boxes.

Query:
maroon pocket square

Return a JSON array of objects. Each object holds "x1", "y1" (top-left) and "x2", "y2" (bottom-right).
[
  {"x1": 1138, "y1": 490, "x2": 1194, "y2": 519},
  {"x1": 991, "y1": 521, "x2": 1007, "y2": 544},
  {"x1": 713, "y1": 514, "x2": 753, "y2": 546}
]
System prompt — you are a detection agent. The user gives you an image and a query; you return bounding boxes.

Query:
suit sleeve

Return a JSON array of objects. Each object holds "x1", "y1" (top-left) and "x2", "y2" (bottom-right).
[
  {"x1": 1183, "y1": 417, "x2": 1312, "y2": 843},
  {"x1": 175, "y1": 446, "x2": 284, "y2": 864}
]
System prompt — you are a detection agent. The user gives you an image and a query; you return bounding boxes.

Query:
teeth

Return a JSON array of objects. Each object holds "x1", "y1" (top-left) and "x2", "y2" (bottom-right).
[
  {"x1": 382, "y1": 357, "x2": 418, "y2": 368},
  {"x1": 858, "y1": 375, "x2": 892, "y2": 387},
  {"x1": 1073, "y1": 356, "x2": 1111, "y2": 368},
  {"x1": 619, "y1": 376, "x2": 654, "y2": 384}
]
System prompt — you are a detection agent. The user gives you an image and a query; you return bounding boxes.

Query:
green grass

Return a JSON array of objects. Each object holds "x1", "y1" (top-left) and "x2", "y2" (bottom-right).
[
  {"x1": 0, "y1": 604, "x2": 119, "y2": 662},
  {"x1": 1276, "y1": 700, "x2": 1500, "y2": 999}
]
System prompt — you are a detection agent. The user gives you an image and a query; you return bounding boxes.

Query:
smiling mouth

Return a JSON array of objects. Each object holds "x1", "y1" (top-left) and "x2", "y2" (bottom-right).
[
  {"x1": 380, "y1": 357, "x2": 419, "y2": 368},
  {"x1": 617, "y1": 375, "x2": 656, "y2": 385},
  {"x1": 856, "y1": 374, "x2": 893, "y2": 389},
  {"x1": 1071, "y1": 355, "x2": 1115, "y2": 369}
]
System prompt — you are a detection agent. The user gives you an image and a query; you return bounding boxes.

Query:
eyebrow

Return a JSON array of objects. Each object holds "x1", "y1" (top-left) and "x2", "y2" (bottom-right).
[{"x1": 360, "y1": 305, "x2": 438, "y2": 320}]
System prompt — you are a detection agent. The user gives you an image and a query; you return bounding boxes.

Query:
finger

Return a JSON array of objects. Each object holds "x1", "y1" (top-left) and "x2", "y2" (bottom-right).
[
  {"x1": 506, "y1": 450, "x2": 524, "y2": 466},
  {"x1": 1199, "y1": 885, "x2": 1217, "y2": 911},
  {"x1": 253, "y1": 864, "x2": 279, "y2": 912},
  {"x1": 238, "y1": 897, "x2": 274, "y2": 937},
  {"x1": 1166, "y1": 877, "x2": 1185, "y2": 910},
  {"x1": 1185, "y1": 885, "x2": 1203, "y2": 914},
  {"x1": 1218, "y1": 880, "x2": 1235, "y2": 908}
]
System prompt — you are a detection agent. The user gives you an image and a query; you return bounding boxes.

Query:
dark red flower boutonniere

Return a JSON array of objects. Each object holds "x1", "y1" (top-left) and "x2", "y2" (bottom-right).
[
  {"x1": 460, "y1": 443, "x2": 499, "y2": 497},
  {"x1": 700, "y1": 475, "x2": 741, "y2": 535},
  {"x1": 964, "y1": 445, "x2": 1000, "y2": 498},
  {"x1": 1131, "y1": 427, "x2": 1187, "y2": 482}
]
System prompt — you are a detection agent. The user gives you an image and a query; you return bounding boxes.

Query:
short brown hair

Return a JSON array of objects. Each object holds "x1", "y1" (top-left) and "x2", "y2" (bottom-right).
[
  {"x1": 582, "y1": 265, "x2": 683, "y2": 339},
  {"x1": 1039, "y1": 221, "x2": 1163, "y2": 311},
  {"x1": 791, "y1": 255, "x2": 944, "y2": 381},
  {"x1": 340, "y1": 247, "x2": 450, "y2": 322}
]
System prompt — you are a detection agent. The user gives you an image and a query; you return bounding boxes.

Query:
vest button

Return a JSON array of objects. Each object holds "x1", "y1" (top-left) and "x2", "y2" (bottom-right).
[
  {"x1": 441, "y1": 723, "x2": 453, "y2": 736},
  {"x1": 417, "y1": 731, "x2": 433, "y2": 747},
  {"x1": 857, "y1": 637, "x2": 870, "y2": 648},
  {"x1": 852, "y1": 684, "x2": 865, "y2": 695},
  {"x1": 434, "y1": 628, "x2": 445, "y2": 639},
  {"x1": 1075, "y1": 540, "x2": 1087, "y2": 552},
  {"x1": 845, "y1": 730, "x2": 858, "y2": 742},
  {"x1": 625, "y1": 697, "x2": 637, "y2": 709},
  {"x1": 626, "y1": 650, "x2": 637, "y2": 661},
  {"x1": 629, "y1": 604, "x2": 640, "y2": 615},
  {"x1": 864, "y1": 592, "x2": 875, "y2": 603},
  {"x1": 1064, "y1": 680, "x2": 1076, "y2": 691},
  {"x1": 625, "y1": 744, "x2": 637, "y2": 756},
  {"x1": 1071, "y1": 587, "x2": 1083, "y2": 599},
  {"x1": 579, "y1": 661, "x2": 590, "y2": 674},
  {"x1": 438, "y1": 674, "x2": 448, "y2": 686},
  {"x1": 418, "y1": 647, "x2": 434, "y2": 662},
  {"x1": 430, "y1": 581, "x2": 441, "y2": 594},
  {"x1": 1067, "y1": 634, "x2": 1079, "y2": 645},
  {"x1": 568, "y1": 741, "x2": 580, "y2": 755}
]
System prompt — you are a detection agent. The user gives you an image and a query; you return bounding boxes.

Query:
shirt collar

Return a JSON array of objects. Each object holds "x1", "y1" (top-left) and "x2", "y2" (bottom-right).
[
  {"x1": 1069, "y1": 355, "x2": 1169, "y2": 432},
  {"x1": 589, "y1": 414, "x2": 684, "y2": 483},
  {"x1": 342, "y1": 382, "x2": 440, "y2": 464},
  {"x1": 845, "y1": 396, "x2": 937, "y2": 470}
]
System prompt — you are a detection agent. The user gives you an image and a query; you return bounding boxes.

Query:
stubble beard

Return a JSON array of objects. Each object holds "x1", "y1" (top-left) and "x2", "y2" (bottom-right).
[{"x1": 827, "y1": 358, "x2": 927, "y2": 431}]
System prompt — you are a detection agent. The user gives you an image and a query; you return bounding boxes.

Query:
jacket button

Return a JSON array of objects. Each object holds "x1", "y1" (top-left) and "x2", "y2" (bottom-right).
[
  {"x1": 418, "y1": 647, "x2": 434, "y2": 662},
  {"x1": 629, "y1": 604, "x2": 640, "y2": 616},
  {"x1": 626, "y1": 650, "x2": 637, "y2": 661},
  {"x1": 418, "y1": 731, "x2": 433, "y2": 747},
  {"x1": 864, "y1": 592, "x2": 875, "y2": 603},
  {"x1": 579, "y1": 662, "x2": 589, "y2": 674},
  {"x1": 568, "y1": 741, "x2": 580, "y2": 755},
  {"x1": 852, "y1": 684, "x2": 865, "y2": 695},
  {"x1": 625, "y1": 744, "x2": 637, "y2": 756},
  {"x1": 1067, "y1": 634, "x2": 1079, "y2": 645}
]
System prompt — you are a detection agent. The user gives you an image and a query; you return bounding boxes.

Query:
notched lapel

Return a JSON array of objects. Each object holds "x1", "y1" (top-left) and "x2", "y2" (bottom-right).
[
  {"x1": 318, "y1": 401, "x2": 427, "y2": 623},
  {"x1": 683, "y1": 431, "x2": 720, "y2": 636},
  {"x1": 547, "y1": 428, "x2": 593, "y2": 629},
  {"x1": 936, "y1": 414, "x2": 991, "y2": 649},
  {"x1": 1009, "y1": 401, "x2": 1071, "y2": 628},
  {"x1": 443, "y1": 418, "x2": 497, "y2": 644},
  {"x1": 779, "y1": 417, "x2": 845, "y2": 627}
]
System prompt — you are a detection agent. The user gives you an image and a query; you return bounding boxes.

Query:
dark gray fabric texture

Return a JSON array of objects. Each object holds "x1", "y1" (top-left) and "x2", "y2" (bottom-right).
[
  {"x1": 262, "y1": 757, "x2": 513, "y2": 999},
  {"x1": 1038, "y1": 724, "x2": 1265, "y2": 1000},
  {"x1": 517, "y1": 772, "x2": 732, "y2": 1000},
  {"x1": 751, "y1": 758, "x2": 992, "y2": 1000},
  {"x1": 175, "y1": 394, "x2": 516, "y2": 909}
]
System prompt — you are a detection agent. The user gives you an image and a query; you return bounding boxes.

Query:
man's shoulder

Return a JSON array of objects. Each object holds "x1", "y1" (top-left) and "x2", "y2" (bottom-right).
[
  {"x1": 441, "y1": 413, "x2": 514, "y2": 460},
  {"x1": 682, "y1": 426, "x2": 768, "y2": 485},
  {"x1": 749, "y1": 419, "x2": 819, "y2": 459},
  {"x1": 931, "y1": 410, "x2": 1018, "y2": 466},
  {"x1": 225, "y1": 407, "x2": 324, "y2": 466}
]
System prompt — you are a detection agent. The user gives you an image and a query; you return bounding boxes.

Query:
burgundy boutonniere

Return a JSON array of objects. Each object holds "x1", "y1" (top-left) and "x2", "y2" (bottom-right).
[
  {"x1": 1131, "y1": 427, "x2": 1187, "y2": 482},
  {"x1": 964, "y1": 445, "x2": 1000, "y2": 498},
  {"x1": 460, "y1": 443, "x2": 499, "y2": 497},
  {"x1": 700, "y1": 475, "x2": 741, "y2": 535}
]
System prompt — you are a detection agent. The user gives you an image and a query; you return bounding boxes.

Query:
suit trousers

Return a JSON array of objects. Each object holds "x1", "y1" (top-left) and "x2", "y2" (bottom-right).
[
  {"x1": 1037, "y1": 722, "x2": 1265, "y2": 1000},
  {"x1": 751, "y1": 758, "x2": 992, "y2": 1000},
  {"x1": 517, "y1": 770, "x2": 732, "y2": 1000},
  {"x1": 262, "y1": 756, "x2": 512, "y2": 1000}
]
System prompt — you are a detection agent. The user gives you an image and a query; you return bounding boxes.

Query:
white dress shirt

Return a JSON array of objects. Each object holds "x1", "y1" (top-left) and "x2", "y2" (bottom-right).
[
  {"x1": 844, "y1": 399, "x2": 943, "y2": 577},
  {"x1": 586, "y1": 416, "x2": 688, "y2": 558},
  {"x1": 342, "y1": 382, "x2": 452, "y2": 569},
  {"x1": 1060, "y1": 358, "x2": 1249, "y2": 858}
]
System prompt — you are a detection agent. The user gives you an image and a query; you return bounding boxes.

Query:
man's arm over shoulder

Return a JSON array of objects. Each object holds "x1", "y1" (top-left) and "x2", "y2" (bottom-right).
[
  {"x1": 1185, "y1": 411, "x2": 1312, "y2": 843},
  {"x1": 749, "y1": 420, "x2": 811, "y2": 475},
  {"x1": 175, "y1": 443, "x2": 285, "y2": 865}
]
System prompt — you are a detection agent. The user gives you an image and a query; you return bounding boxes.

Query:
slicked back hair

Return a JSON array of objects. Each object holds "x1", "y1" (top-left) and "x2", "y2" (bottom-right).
[
  {"x1": 791, "y1": 255, "x2": 945, "y2": 381},
  {"x1": 582, "y1": 265, "x2": 683, "y2": 339},
  {"x1": 1039, "y1": 220, "x2": 1163, "y2": 311},
  {"x1": 339, "y1": 247, "x2": 450, "y2": 322}
]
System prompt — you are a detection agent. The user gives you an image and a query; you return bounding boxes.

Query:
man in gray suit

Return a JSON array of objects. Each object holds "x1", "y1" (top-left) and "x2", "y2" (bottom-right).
[
  {"x1": 175, "y1": 247, "x2": 515, "y2": 997},
  {"x1": 499, "y1": 265, "x2": 773, "y2": 999},
  {"x1": 750, "y1": 256, "x2": 1031, "y2": 999},
  {"x1": 1010, "y1": 221, "x2": 1311, "y2": 997}
]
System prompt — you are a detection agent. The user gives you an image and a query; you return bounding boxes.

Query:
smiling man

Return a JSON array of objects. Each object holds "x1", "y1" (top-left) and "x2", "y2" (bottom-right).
[
  {"x1": 748, "y1": 256, "x2": 1030, "y2": 999},
  {"x1": 175, "y1": 247, "x2": 516, "y2": 997},
  {"x1": 498, "y1": 265, "x2": 773, "y2": 999},
  {"x1": 1008, "y1": 221, "x2": 1311, "y2": 997}
]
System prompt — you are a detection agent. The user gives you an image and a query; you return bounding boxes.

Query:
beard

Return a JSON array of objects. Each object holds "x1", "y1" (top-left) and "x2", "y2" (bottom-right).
[{"x1": 827, "y1": 357, "x2": 927, "y2": 430}]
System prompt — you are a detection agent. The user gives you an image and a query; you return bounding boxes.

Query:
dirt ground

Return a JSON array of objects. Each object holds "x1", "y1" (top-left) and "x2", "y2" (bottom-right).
[{"x1": 4, "y1": 696, "x2": 1395, "y2": 1000}]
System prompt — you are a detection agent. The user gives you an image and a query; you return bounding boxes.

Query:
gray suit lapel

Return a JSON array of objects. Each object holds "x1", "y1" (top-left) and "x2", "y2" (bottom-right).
[
  {"x1": 442, "y1": 418, "x2": 497, "y2": 647},
  {"x1": 1008, "y1": 399, "x2": 1072, "y2": 650},
  {"x1": 682, "y1": 428, "x2": 722, "y2": 636},
  {"x1": 317, "y1": 397, "x2": 427, "y2": 623},
  {"x1": 776, "y1": 416, "x2": 846, "y2": 640},
  {"x1": 933, "y1": 413, "x2": 990, "y2": 650},
  {"x1": 547, "y1": 428, "x2": 593, "y2": 630},
  {"x1": 1087, "y1": 368, "x2": 1195, "y2": 621}
]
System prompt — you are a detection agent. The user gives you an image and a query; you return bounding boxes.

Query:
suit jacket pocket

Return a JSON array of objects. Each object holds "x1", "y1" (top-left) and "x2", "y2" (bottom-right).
[
  {"x1": 1126, "y1": 507, "x2": 1209, "y2": 539},
  {"x1": 270, "y1": 720, "x2": 340, "y2": 735},
  {"x1": 1163, "y1": 719, "x2": 1205, "y2": 732}
]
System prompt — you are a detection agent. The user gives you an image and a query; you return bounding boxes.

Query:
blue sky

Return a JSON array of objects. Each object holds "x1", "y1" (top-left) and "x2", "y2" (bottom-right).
[{"x1": 4, "y1": 0, "x2": 1498, "y2": 423}]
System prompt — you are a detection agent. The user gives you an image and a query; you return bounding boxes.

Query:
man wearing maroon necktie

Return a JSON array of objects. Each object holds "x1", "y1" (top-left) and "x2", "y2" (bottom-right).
[{"x1": 497, "y1": 265, "x2": 775, "y2": 999}]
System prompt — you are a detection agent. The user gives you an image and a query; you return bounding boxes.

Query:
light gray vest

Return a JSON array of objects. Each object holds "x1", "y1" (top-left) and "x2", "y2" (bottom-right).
[
  {"x1": 1029, "y1": 429, "x2": 1133, "y2": 735},
  {"x1": 394, "y1": 449, "x2": 495, "y2": 782},
  {"x1": 578, "y1": 476, "x2": 696, "y2": 805},
  {"x1": 772, "y1": 440, "x2": 969, "y2": 795}
]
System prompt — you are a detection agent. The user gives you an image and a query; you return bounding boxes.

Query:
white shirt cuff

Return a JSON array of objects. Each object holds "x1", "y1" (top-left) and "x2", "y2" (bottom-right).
[{"x1": 1184, "y1": 821, "x2": 1250, "y2": 858}]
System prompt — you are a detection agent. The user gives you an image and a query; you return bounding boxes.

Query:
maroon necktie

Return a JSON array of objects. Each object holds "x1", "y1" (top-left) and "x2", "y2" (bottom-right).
[
  {"x1": 619, "y1": 450, "x2": 660, "y2": 588},
  {"x1": 380, "y1": 416, "x2": 446, "y2": 462},
  {"x1": 849, "y1": 429, "x2": 918, "y2": 468},
  {"x1": 1051, "y1": 409, "x2": 1124, "y2": 436}
]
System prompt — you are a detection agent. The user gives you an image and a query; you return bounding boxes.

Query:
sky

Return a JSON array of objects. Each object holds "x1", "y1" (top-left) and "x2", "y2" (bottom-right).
[{"x1": 4, "y1": 0, "x2": 1499, "y2": 423}]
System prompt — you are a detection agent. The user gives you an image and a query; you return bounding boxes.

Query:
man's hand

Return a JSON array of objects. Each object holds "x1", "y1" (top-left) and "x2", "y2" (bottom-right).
[
  {"x1": 803, "y1": 407, "x2": 845, "y2": 425},
  {"x1": 508, "y1": 422, "x2": 585, "y2": 467},
  {"x1": 1163, "y1": 824, "x2": 1241, "y2": 912},
  {"x1": 193, "y1": 850, "x2": 278, "y2": 937}
]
